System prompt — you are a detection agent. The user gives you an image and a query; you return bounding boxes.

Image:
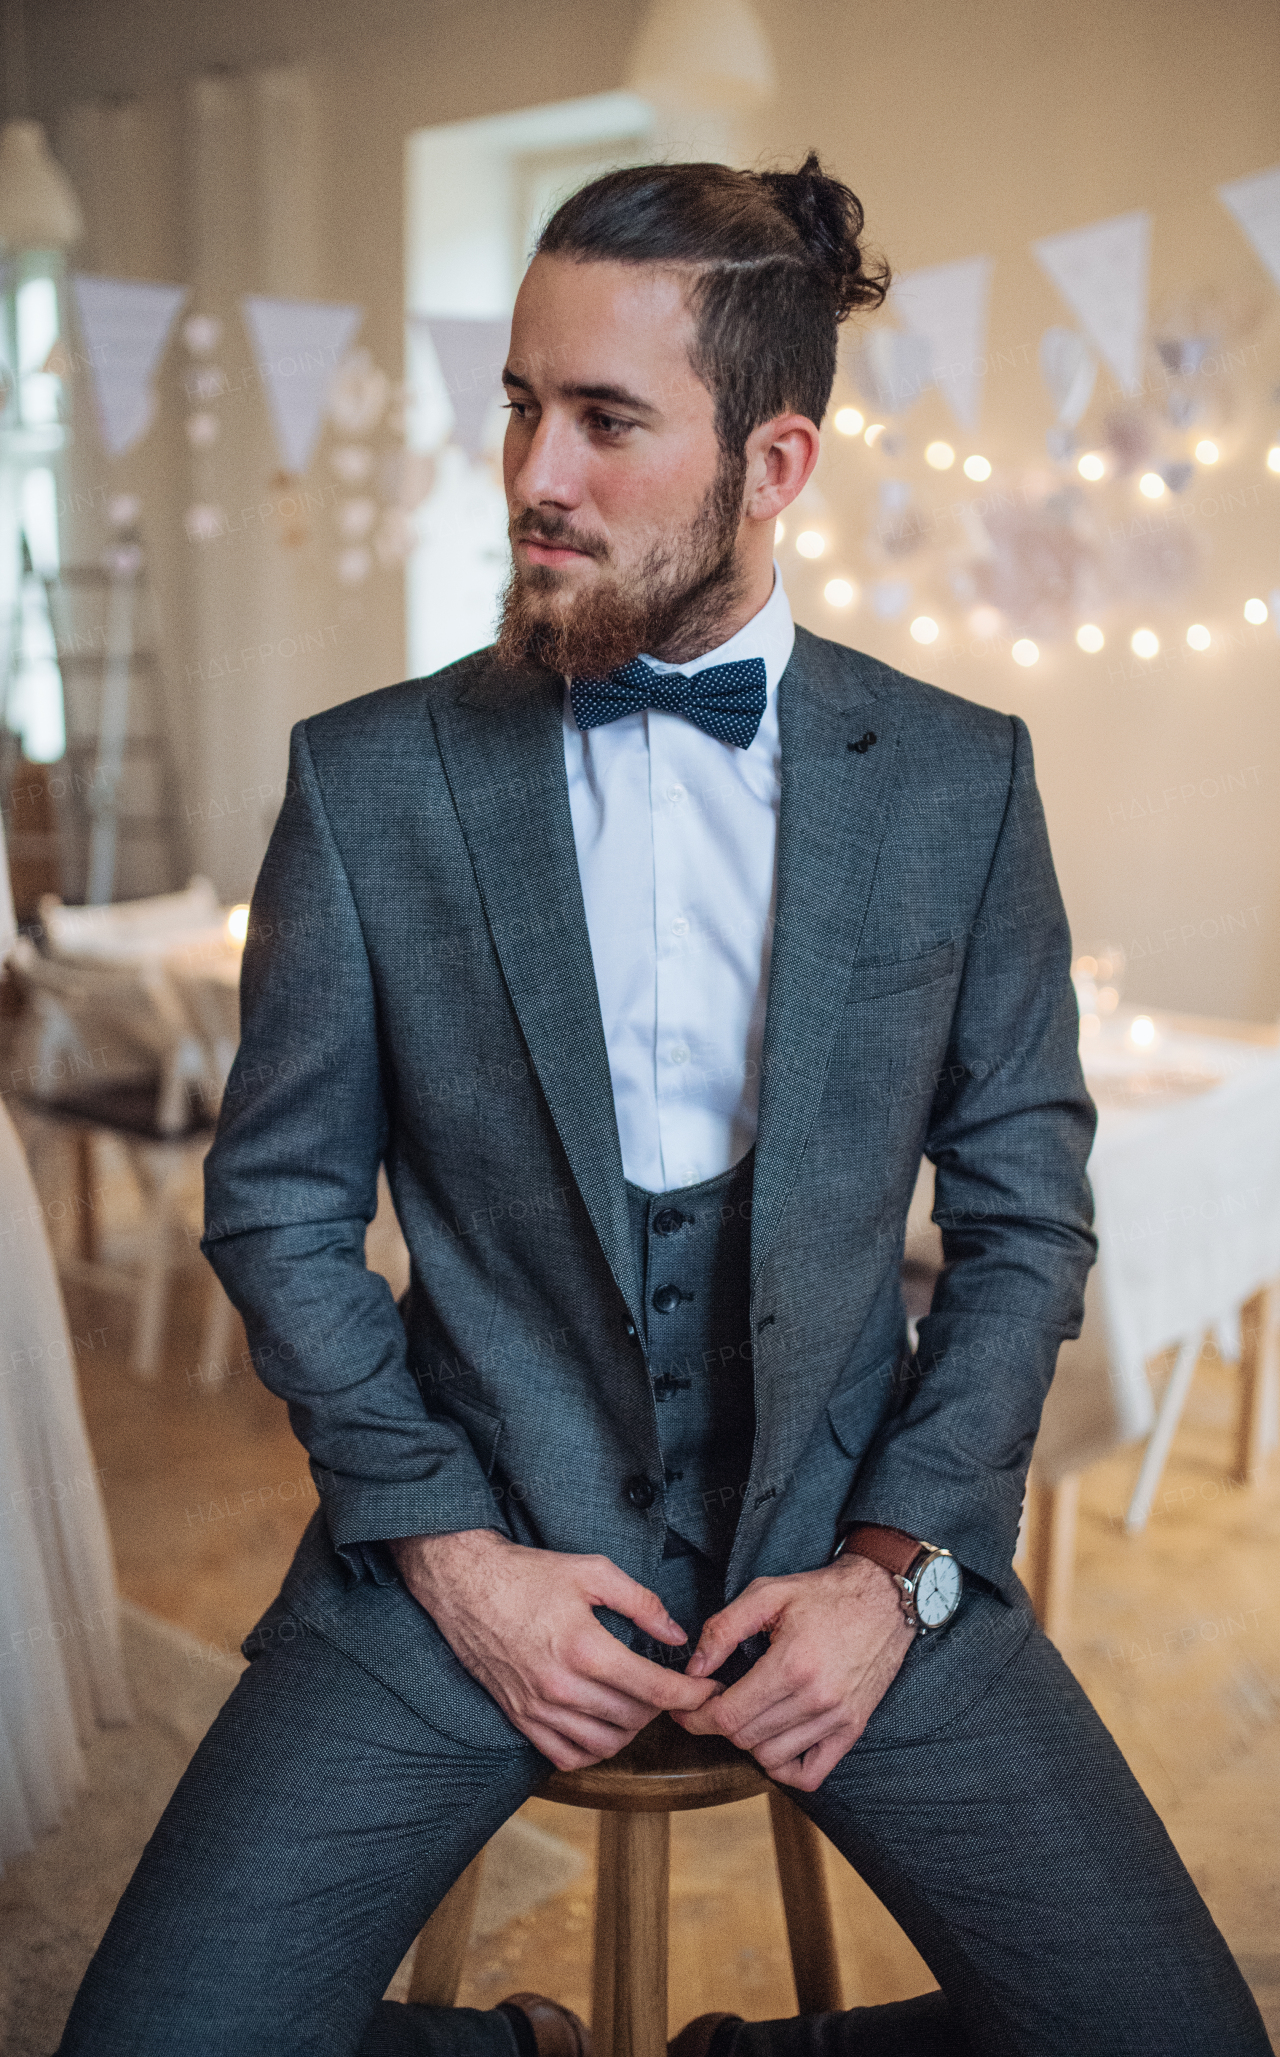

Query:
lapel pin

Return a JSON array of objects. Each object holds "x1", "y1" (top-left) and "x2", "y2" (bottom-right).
[{"x1": 848, "y1": 731, "x2": 877, "y2": 754}]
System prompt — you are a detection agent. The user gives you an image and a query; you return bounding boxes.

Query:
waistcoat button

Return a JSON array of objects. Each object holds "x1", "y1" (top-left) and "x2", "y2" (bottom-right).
[
  {"x1": 651, "y1": 1283, "x2": 687, "y2": 1314},
  {"x1": 653, "y1": 1207, "x2": 688, "y2": 1236},
  {"x1": 624, "y1": 1474, "x2": 656, "y2": 1510}
]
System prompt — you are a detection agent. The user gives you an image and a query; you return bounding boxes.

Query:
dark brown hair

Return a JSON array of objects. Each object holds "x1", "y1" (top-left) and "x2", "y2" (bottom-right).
[{"x1": 535, "y1": 151, "x2": 890, "y2": 460}]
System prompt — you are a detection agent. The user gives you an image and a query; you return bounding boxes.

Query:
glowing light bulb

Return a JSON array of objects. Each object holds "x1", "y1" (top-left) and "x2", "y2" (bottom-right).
[
  {"x1": 824, "y1": 578, "x2": 855, "y2": 607},
  {"x1": 1011, "y1": 639, "x2": 1039, "y2": 666},
  {"x1": 963, "y1": 454, "x2": 991, "y2": 482},
  {"x1": 910, "y1": 615, "x2": 939, "y2": 644},
  {"x1": 795, "y1": 530, "x2": 825, "y2": 559},
  {"x1": 1194, "y1": 439, "x2": 1219, "y2": 464},
  {"x1": 925, "y1": 441, "x2": 955, "y2": 470},
  {"x1": 1130, "y1": 1015, "x2": 1156, "y2": 1048},
  {"x1": 1139, "y1": 472, "x2": 1165, "y2": 499},
  {"x1": 864, "y1": 422, "x2": 886, "y2": 447},
  {"x1": 834, "y1": 406, "x2": 864, "y2": 436},
  {"x1": 1186, "y1": 624, "x2": 1211, "y2": 650},
  {"x1": 1267, "y1": 446, "x2": 1280, "y2": 473},
  {"x1": 1077, "y1": 452, "x2": 1106, "y2": 481},
  {"x1": 1244, "y1": 597, "x2": 1268, "y2": 624},
  {"x1": 1131, "y1": 629, "x2": 1159, "y2": 659},
  {"x1": 227, "y1": 903, "x2": 250, "y2": 945},
  {"x1": 1076, "y1": 624, "x2": 1104, "y2": 653}
]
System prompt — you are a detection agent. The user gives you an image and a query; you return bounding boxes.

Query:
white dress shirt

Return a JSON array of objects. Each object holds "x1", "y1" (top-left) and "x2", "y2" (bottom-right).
[{"x1": 563, "y1": 564, "x2": 795, "y2": 1193}]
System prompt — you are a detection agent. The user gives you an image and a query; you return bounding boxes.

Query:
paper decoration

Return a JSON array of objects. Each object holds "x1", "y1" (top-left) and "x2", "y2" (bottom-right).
[
  {"x1": 1031, "y1": 211, "x2": 1151, "y2": 396},
  {"x1": 890, "y1": 257, "x2": 993, "y2": 430},
  {"x1": 71, "y1": 275, "x2": 188, "y2": 456},
  {"x1": 328, "y1": 348, "x2": 390, "y2": 436},
  {"x1": 848, "y1": 328, "x2": 934, "y2": 417},
  {"x1": 1218, "y1": 165, "x2": 1280, "y2": 291},
  {"x1": 411, "y1": 315, "x2": 510, "y2": 455},
  {"x1": 1039, "y1": 327, "x2": 1097, "y2": 426},
  {"x1": 241, "y1": 295, "x2": 364, "y2": 475}
]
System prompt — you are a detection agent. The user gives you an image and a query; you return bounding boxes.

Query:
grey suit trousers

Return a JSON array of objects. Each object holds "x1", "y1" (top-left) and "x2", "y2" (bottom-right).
[{"x1": 58, "y1": 1561, "x2": 1267, "y2": 2057}]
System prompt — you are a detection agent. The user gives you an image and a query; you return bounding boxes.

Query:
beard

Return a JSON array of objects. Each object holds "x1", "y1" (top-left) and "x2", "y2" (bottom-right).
[{"x1": 492, "y1": 447, "x2": 749, "y2": 681}]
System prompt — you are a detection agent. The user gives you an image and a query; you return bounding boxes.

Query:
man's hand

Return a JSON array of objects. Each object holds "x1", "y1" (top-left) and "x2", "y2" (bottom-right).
[
  {"x1": 389, "y1": 1529, "x2": 720, "y2": 1771},
  {"x1": 671, "y1": 1552, "x2": 915, "y2": 1791}
]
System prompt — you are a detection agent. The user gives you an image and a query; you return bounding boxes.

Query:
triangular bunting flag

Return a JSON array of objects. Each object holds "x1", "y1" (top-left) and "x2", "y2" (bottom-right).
[
  {"x1": 1031, "y1": 211, "x2": 1150, "y2": 396},
  {"x1": 847, "y1": 327, "x2": 934, "y2": 417},
  {"x1": 241, "y1": 296, "x2": 364, "y2": 475},
  {"x1": 1218, "y1": 164, "x2": 1280, "y2": 292},
  {"x1": 890, "y1": 256, "x2": 993, "y2": 430},
  {"x1": 409, "y1": 315, "x2": 510, "y2": 456},
  {"x1": 71, "y1": 275, "x2": 188, "y2": 456}
]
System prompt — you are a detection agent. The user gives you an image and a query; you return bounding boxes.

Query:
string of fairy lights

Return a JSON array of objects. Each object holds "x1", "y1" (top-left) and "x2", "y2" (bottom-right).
[{"x1": 774, "y1": 405, "x2": 1280, "y2": 668}]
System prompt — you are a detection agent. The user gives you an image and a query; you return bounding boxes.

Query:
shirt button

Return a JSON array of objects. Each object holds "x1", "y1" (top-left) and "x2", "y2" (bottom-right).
[
  {"x1": 624, "y1": 1474, "x2": 657, "y2": 1510},
  {"x1": 669, "y1": 1043, "x2": 690, "y2": 1065},
  {"x1": 671, "y1": 916, "x2": 690, "y2": 936},
  {"x1": 666, "y1": 783, "x2": 686, "y2": 803}
]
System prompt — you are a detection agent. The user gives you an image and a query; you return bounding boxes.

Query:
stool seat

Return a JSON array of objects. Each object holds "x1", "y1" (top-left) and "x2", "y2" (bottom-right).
[
  {"x1": 542, "y1": 1712, "x2": 769, "y2": 1812},
  {"x1": 408, "y1": 1714, "x2": 845, "y2": 2057}
]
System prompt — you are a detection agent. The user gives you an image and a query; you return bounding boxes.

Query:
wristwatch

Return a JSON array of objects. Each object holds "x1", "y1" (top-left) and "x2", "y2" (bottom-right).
[{"x1": 832, "y1": 1523, "x2": 963, "y2": 1633}]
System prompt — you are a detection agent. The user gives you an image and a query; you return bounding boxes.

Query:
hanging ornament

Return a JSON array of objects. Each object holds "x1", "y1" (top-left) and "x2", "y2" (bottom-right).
[
  {"x1": 328, "y1": 347, "x2": 390, "y2": 436},
  {"x1": 182, "y1": 313, "x2": 223, "y2": 356}
]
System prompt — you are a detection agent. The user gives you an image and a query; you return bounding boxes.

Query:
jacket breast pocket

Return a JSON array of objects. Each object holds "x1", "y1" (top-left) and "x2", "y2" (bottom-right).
[{"x1": 843, "y1": 938, "x2": 956, "y2": 1005}]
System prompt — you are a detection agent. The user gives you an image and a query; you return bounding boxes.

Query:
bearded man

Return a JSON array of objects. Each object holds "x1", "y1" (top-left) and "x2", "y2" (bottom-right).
[{"x1": 59, "y1": 155, "x2": 1268, "y2": 2057}]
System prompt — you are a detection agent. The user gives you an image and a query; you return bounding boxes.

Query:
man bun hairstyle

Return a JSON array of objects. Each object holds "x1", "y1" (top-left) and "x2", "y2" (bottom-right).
[{"x1": 536, "y1": 151, "x2": 889, "y2": 462}]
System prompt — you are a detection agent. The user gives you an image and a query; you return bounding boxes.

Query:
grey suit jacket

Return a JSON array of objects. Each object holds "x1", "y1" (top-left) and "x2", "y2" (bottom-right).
[{"x1": 203, "y1": 625, "x2": 1096, "y2": 1727}]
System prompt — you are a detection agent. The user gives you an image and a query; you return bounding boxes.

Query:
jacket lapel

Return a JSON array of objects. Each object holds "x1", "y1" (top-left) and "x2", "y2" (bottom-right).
[
  {"x1": 429, "y1": 664, "x2": 644, "y2": 1328},
  {"x1": 750, "y1": 629, "x2": 905, "y2": 1290}
]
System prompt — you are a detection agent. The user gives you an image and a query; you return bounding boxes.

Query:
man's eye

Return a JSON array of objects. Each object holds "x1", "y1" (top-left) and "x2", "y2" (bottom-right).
[
  {"x1": 591, "y1": 413, "x2": 633, "y2": 436},
  {"x1": 502, "y1": 400, "x2": 532, "y2": 419}
]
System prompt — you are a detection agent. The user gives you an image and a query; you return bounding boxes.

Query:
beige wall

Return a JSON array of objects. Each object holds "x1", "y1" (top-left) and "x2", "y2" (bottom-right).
[{"x1": 29, "y1": 0, "x2": 1280, "y2": 1017}]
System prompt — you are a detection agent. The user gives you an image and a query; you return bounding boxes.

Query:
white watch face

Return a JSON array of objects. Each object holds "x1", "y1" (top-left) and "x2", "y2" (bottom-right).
[{"x1": 914, "y1": 1552, "x2": 961, "y2": 1626}]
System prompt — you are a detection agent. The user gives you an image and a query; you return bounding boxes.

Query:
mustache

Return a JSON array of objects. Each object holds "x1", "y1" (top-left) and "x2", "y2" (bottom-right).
[{"x1": 510, "y1": 510, "x2": 610, "y2": 561}]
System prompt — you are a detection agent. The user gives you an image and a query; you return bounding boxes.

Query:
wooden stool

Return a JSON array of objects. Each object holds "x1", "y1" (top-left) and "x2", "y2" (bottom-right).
[{"x1": 408, "y1": 1714, "x2": 843, "y2": 2057}]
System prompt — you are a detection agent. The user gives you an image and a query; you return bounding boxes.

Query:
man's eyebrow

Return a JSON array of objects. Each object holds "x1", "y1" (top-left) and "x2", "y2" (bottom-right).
[{"x1": 501, "y1": 367, "x2": 659, "y2": 417}]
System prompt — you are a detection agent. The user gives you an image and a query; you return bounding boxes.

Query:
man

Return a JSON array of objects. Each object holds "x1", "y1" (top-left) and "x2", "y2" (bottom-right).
[{"x1": 60, "y1": 155, "x2": 1267, "y2": 2057}]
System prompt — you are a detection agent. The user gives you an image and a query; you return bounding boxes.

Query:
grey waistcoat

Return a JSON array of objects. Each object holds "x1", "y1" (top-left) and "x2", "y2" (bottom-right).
[{"x1": 625, "y1": 1146, "x2": 757, "y2": 1562}]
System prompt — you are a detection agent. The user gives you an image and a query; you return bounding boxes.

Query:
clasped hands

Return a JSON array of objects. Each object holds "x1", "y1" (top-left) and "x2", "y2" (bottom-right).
[{"x1": 390, "y1": 1529, "x2": 915, "y2": 1793}]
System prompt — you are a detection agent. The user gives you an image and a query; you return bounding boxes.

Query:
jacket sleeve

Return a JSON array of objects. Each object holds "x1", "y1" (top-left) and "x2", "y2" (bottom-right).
[
  {"x1": 201, "y1": 720, "x2": 505, "y2": 1578},
  {"x1": 838, "y1": 714, "x2": 1097, "y2": 1593}
]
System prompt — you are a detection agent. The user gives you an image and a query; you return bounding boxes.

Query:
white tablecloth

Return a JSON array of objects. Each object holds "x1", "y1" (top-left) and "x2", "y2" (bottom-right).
[
  {"x1": 0, "y1": 1098, "x2": 132, "y2": 1872},
  {"x1": 906, "y1": 1012, "x2": 1280, "y2": 1480}
]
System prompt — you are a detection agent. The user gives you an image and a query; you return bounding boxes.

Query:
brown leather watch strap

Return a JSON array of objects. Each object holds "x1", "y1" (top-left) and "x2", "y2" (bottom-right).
[{"x1": 841, "y1": 1523, "x2": 920, "y2": 1580}]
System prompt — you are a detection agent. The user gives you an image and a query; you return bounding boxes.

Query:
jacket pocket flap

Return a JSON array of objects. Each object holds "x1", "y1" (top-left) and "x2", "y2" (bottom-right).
[
  {"x1": 826, "y1": 1350, "x2": 902, "y2": 1456},
  {"x1": 844, "y1": 938, "x2": 956, "y2": 1003}
]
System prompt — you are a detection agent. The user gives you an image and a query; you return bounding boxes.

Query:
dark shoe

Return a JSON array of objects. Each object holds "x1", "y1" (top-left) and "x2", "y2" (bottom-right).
[
  {"x1": 500, "y1": 1993, "x2": 592, "y2": 2057},
  {"x1": 669, "y1": 2013, "x2": 744, "y2": 2057}
]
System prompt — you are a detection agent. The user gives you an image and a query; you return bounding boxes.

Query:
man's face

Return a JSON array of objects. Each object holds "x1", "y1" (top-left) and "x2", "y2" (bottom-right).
[{"x1": 495, "y1": 255, "x2": 748, "y2": 676}]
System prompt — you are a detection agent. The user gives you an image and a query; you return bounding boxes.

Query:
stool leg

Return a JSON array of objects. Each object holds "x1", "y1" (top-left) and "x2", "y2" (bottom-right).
[
  {"x1": 593, "y1": 1810, "x2": 669, "y2": 2057},
  {"x1": 407, "y1": 1849, "x2": 486, "y2": 2006},
  {"x1": 768, "y1": 1789, "x2": 842, "y2": 2013}
]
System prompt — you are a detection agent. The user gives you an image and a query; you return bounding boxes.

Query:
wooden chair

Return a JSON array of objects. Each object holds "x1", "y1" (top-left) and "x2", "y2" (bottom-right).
[{"x1": 407, "y1": 1714, "x2": 843, "y2": 2057}]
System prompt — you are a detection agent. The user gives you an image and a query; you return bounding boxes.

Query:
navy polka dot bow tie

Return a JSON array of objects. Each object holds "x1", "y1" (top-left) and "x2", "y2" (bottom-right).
[{"x1": 570, "y1": 654, "x2": 768, "y2": 749}]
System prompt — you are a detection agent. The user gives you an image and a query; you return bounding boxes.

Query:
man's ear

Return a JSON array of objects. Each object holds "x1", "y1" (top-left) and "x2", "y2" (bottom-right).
[{"x1": 742, "y1": 413, "x2": 821, "y2": 524}]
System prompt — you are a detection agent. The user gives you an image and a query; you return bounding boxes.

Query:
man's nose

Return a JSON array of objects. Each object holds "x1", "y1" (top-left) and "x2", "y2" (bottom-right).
[{"x1": 509, "y1": 410, "x2": 585, "y2": 511}]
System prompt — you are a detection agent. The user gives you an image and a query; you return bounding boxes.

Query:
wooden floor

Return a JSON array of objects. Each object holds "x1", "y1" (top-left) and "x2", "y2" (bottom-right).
[{"x1": 25, "y1": 1119, "x2": 1280, "y2": 2045}]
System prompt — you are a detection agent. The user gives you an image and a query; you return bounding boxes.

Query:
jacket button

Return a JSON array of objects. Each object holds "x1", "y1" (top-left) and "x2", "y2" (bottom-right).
[
  {"x1": 624, "y1": 1474, "x2": 656, "y2": 1510},
  {"x1": 653, "y1": 1207, "x2": 688, "y2": 1236},
  {"x1": 651, "y1": 1284, "x2": 687, "y2": 1314}
]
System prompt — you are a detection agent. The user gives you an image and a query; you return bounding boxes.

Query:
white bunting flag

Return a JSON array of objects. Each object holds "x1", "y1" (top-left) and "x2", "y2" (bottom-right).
[
  {"x1": 71, "y1": 275, "x2": 188, "y2": 456},
  {"x1": 890, "y1": 256, "x2": 993, "y2": 431},
  {"x1": 410, "y1": 316, "x2": 511, "y2": 456},
  {"x1": 1031, "y1": 211, "x2": 1151, "y2": 397},
  {"x1": 1218, "y1": 164, "x2": 1280, "y2": 292},
  {"x1": 241, "y1": 296, "x2": 364, "y2": 475}
]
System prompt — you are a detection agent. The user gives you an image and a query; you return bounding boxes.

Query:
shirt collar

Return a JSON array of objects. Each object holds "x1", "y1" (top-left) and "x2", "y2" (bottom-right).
[{"x1": 638, "y1": 560, "x2": 794, "y2": 699}]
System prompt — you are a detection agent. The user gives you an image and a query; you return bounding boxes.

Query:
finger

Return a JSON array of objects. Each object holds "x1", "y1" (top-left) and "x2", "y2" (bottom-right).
[
  {"x1": 542, "y1": 1670, "x2": 673, "y2": 1731},
  {"x1": 581, "y1": 1558, "x2": 690, "y2": 1646},
  {"x1": 685, "y1": 1581, "x2": 789, "y2": 1677},
  {"x1": 690, "y1": 1643, "x2": 794, "y2": 1742},
  {"x1": 582, "y1": 1626, "x2": 721, "y2": 1713},
  {"x1": 768, "y1": 1725, "x2": 857, "y2": 1793},
  {"x1": 728, "y1": 1690, "x2": 814, "y2": 1753},
  {"x1": 526, "y1": 1702, "x2": 641, "y2": 1761},
  {"x1": 749, "y1": 1708, "x2": 843, "y2": 1771}
]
